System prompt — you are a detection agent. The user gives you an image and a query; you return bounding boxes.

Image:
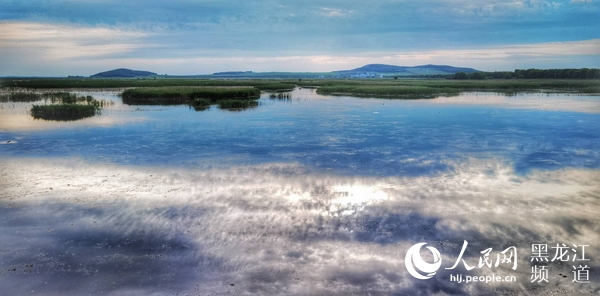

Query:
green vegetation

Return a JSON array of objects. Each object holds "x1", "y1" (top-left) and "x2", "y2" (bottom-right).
[
  {"x1": 40, "y1": 92, "x2": 105, "y2": 105},
  {"x1": 454, "y1": 72, "x2": 469, "y2": 80},
  {"x1": 1, "y1": 73, "x2": 598, "y2": 103},
  {"x1": 0, "y1": 92, "x2": 42, "y2": 102},
  {"x1": 316, "y1": 85, "x2": 460, "y2": 98},
  {"x1": 29, "y1": 93, "x2": 107, "y2": 121},
  {"x1": 0, "y1": 78, "x2": 299, "y2": 89},
  {"x1": 269, "y1": 93, "x2": 291, "y2": 99},
  {"x1": 190, "y1": 98, "x2": 212, "y2": 108},
  {"x1": 469, "y1": 72, "x2": 487, "y2": 80},
  {"x1": 487, "y1": 68, "x2": 600, "y2": 80},
  {"x1": 293, "y1": 78, "x2": 600, "y2": 98},
  {"x1": 254, "y1": 83, "x2": 295, "y2": 92},
  {"x1": 31, "y1": 104, "x2": 98, "y2": 121},
  {"x1": 121, "y1": 86, "x2": 260, "y2": 105}
]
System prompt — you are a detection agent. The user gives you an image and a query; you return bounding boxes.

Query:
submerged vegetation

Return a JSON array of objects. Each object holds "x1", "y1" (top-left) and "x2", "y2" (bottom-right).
[
  {"x1": 254, "y1": 83, "x2": 295, "y2": 92},
  {"x1": 190, "y1": 97, "x2": 259, "y2": 110},
  {"x1": 29, "y1": 93, "x2": 109, "y2": 121},
  {"x1": 190, "y1": 98, "x2": 212, "y2": 108},
  {"x1": 269, "y1": 93, "x2": 292, "y2": 99},
  {"x1": 217, "y1": 99, "x2": 259, "y2": 109}
]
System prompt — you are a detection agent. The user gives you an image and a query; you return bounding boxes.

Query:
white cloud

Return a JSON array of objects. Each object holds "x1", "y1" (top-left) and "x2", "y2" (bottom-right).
[
  {"x1": 0, "y1": 22, "x2": 147, "y2": 60},
  {"x1": 0, "y1": 20, "x2": 598, "y2": 75}
]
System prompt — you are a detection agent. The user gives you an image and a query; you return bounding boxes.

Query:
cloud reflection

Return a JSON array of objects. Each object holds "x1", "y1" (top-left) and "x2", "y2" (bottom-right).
[
  {"x1": 430, "y1": 92, "x2": 600, "y2": 114},
  {"x1": 1, "y1": 157, "x2": 599, "y2": 295}
]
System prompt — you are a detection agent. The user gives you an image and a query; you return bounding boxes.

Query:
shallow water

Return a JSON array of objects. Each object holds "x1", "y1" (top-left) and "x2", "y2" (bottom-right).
[{"x1": 1, "y1": 88, "x2": 599, "y2": 295}]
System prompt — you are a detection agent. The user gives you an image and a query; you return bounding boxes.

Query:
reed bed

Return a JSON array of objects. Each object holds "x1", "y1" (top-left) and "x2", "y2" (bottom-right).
[
  {"x1": 31, "y1": 104, "x2": 98, "y2": 121},
  {"x1": 29, "y1": 93, "x2": 108, "y2": 121},
  {"x1": 269, "y1": 93, "x2": 292, "y2": 99},
  {"x1": 254, "y1": 83, "x2": 296, "y2": 92},
  {"x1": 0, "y1": 92, "x2": 42, "y2": 102},
  {"x1": 316, "y1": 85, "x2": 460, "y2": 97},
  {"x1": 298, "y1": 79, "x2": 600, "y2": 94},
  {"x1": 190, "y1": 98, "x2": 212, "y2": 108},
  {"x1": 121, "y1": 86, "x2": 261, "y2": 105},
  {"x1": 0, "y1": 78, "x2": 298, "y2": 90}
]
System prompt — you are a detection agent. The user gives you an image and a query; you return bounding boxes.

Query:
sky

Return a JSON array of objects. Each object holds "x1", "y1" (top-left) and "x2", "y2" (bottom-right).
[{"x1": 0, "y1": 0, "x2": 599, "y2": 76}]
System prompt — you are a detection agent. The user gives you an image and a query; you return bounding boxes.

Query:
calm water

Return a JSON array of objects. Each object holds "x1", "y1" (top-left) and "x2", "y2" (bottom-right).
[{"x1": 1, "y1": 88, "x2": 599, "y2": 295}]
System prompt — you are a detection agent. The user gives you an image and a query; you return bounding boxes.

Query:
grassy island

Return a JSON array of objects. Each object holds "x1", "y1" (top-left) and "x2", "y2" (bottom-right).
[
  {"x1": 30, "y1": 93, "x2": 106, "y2": 121},
  {"x1": 121, "y1": 86, "x2": 261, "y2": 105},
  {"x1": 315, "y1": 85, "x2": 461, "y2": 98}
]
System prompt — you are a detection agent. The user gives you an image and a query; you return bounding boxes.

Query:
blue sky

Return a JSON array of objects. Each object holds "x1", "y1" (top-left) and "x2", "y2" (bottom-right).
[{"x1": 0, "y1": 0, "x2": 599, "y2": 76}]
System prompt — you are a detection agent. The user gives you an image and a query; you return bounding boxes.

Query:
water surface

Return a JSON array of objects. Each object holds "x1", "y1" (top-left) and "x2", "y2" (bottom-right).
[{"x1": 1, "y1": 88, "x2": 599, "y2": 295}]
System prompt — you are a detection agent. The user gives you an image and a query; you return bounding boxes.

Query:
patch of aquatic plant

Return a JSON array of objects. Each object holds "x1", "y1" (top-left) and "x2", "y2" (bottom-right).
[
  {"x1": 269, "y1": 93, "x2": 292, "y2": 99},
  {"x1": 31, "y1": 104, "x2": 99, "y2": 121},
  {"x1": 300, "y1": 79, "x2": 600, "y2": 95},
  {"x1": 0, "y1": 78, "x2": 296, "y2": 90},
  {"x1": 580, "y1": 85, "x2": 600, "y2": 93},
  {"x1": 3, "y1": 77, "x2": 597, "y2": 95},
  {"x1": 316, "y1": 85, "x2": 460, "y2": 98},
  {"x1": 122, "y1": 87, "x2": 261, "y2": 105},
  {"x1": 218, "y1": 99, "x2": 259, "y2": 109},
  {"x1": 30, "y1": 93, "x2": 107, "y2": 121},
  {"x1": 254, "y1": 83, "x2": 296, "y2": 92},
  {"x1": 190, "y1": 98, "x2": 212, "y2": 107},
  {"x1": 0, "y1": 92, "x2": 42, "y2": 102},
  {"x1": 404, "y1": 79, "x2": 600, "y2": 92},
  {"x1": 191, "y1": 106, "x2": 210, "y2": 112},
  {"x1": 0, "y1": 91, "x2": 97, "y2": 104}
]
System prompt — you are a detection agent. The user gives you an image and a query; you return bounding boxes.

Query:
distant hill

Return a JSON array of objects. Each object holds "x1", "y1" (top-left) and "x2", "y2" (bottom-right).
[
  {"x1": 337, "y1": 64, "x2": 479, "y2": 75},
  {"x1": 213, "y1": 71, "x2": 254, "y2": 76},
  {"x1": 415, "y1": 64, "x2": 479, "y2": 74},
  {"x1": 347, "y1": 64, "x2": 410, "y2": 73},
  {"x1": 91, "y1": 68, "x2": 157, "y2": 78}
]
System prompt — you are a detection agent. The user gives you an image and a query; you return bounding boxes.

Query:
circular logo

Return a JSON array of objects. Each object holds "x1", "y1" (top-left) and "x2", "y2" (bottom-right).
[{"x1": 405, "y1": 242, "x2": 442, "y2": 280}]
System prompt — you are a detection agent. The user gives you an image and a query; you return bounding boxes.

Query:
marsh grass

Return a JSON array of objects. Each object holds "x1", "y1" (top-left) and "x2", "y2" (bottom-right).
[
  {"x1": 316, "y1": 85, "x2": 460, "y2": 98},
  {"x1": 0, "y1": 78, "x2": 298, "y2": 90},
  {"x1": 122, "y1": 86, "x2": 261, "y2": 105},
  {"x1": 269, "y1": 93, "x2": 292, "y2": 99},
  {"x1": 30, "y1": 93, "x2": 107, "y2": 121},
  {"x1": 31, "y1": 104, "x2": 98, "y2": 121},
  {"x1": 297, "y1": 79, "x2": 600, "y2": 94},
  {"x1": 254, "y1": 83, "x2": 296, "y2": 92},
  {"x1": 191, "y1": 98, "x2": 212, "y2": 107},
  {"x1": 0, "y1": 92, "x2": 42, "y2": 102}
]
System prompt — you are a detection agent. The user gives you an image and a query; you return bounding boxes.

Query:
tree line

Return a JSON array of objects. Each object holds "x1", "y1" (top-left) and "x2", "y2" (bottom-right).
[{"x1": 453, "y1": 68, "x2": 600, "y2": 80}]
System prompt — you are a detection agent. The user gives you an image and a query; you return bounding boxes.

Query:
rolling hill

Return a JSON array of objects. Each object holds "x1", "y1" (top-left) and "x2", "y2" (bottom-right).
[
  {"x1": 337, "y1": 64, "x2": 479, "y2": 75},
  {"x1": 91, "y1": 68, "x2": 157, "y2": 78}
]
